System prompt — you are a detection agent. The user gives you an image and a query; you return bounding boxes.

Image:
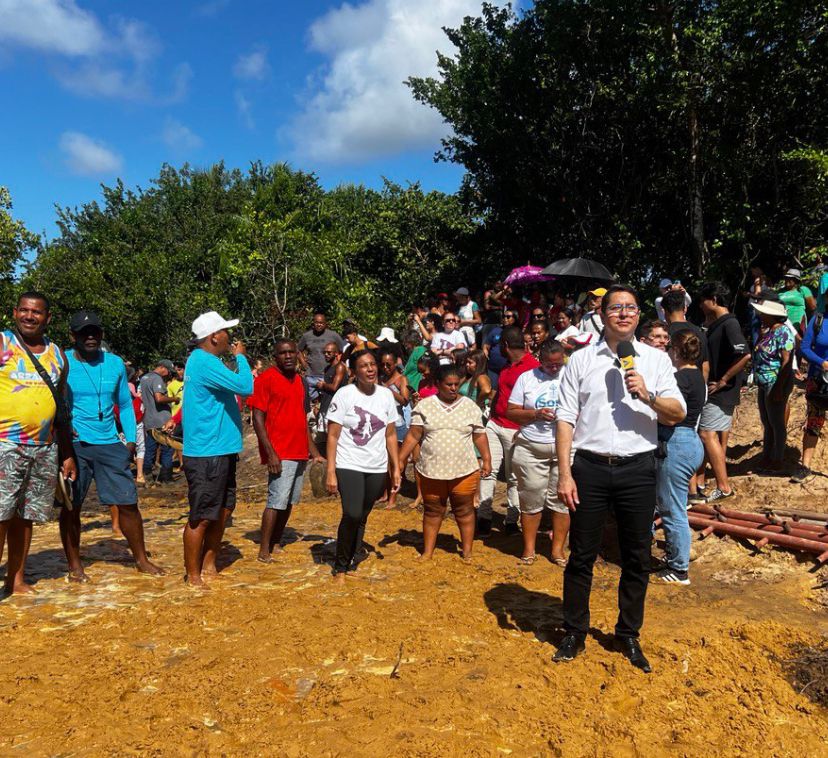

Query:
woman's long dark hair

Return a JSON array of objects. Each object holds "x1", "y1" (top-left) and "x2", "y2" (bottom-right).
[{"x1": 465, "y1": 348, "x2": 488, "y2": 388}]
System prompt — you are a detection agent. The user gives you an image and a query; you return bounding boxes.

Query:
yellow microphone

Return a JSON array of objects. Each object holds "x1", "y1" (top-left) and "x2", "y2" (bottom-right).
[{"x1": 617, "y1": 341, "x2": 638, "y2": 399}]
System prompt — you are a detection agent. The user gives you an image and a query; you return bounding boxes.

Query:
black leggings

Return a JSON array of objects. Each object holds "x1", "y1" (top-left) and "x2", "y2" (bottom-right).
[{"x1": 334, "y1": 468, "x2": 387, "y2": 574}]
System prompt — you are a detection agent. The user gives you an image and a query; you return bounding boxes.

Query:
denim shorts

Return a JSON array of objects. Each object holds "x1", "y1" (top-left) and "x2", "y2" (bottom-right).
[
  {"x1": 266, "y1": 460, "x2": 307, "y2": 511},
  {"x1": 699, "y1": 402, "x2": 733, "y2": 432},
  {"x1": 73, "y1": 441, "x2": 137, "y2": 508}
]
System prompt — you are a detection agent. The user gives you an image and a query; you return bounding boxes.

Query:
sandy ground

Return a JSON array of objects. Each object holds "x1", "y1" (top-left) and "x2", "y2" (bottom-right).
[{"x1": 1, "y1": 386, "x2": 828, "y2": 756}]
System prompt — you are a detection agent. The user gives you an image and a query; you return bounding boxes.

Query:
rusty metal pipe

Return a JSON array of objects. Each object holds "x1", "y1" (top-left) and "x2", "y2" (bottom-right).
[
  {"x1": 760, "y1": 507, "x2": 828, "y2": 525},
  {"x1": 688, "y1": 511, "x2": 828, "y2": 543},
  {"x1": 689, "y1": 505, "x2": 828, "y2": 538},
  {"x1": 687, "y1": 515, "x2": 828, "y2": 562}
]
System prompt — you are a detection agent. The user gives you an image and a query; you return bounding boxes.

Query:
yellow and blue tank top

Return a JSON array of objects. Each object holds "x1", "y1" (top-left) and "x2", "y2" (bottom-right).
[{"x1": 0, "y1": 331, "x2": 65, "y2": 445}]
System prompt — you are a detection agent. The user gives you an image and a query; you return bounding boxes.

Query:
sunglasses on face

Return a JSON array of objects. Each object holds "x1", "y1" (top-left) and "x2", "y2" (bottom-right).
[{"x1": 444, "y1": 318, "x2": 459, "y2": 323}]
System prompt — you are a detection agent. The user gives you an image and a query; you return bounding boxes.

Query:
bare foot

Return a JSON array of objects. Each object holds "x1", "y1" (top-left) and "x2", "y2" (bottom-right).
[
  {"x1": 332, "y1": 573, "x2": 346, "y2": 585},
  {"x1": 184, "y1": 574, "x2": 206, "y2": 587},
  {"x1": 111, "y1": 529, "x2": 124, "y2": 538},
  {"x1": 67, "y1": 569, "x2": 91, "y2": 583},
  {"x1": 4, "y1": 581, "x2": 36, "y2": 595},
  {"x1": 257, "y1": 554, "x2": 273, "y2": 564},
  {"x1": 137, "y1": 560, "x2": 165, "y2": 576},
  {"x1": 377, "y1": 493, "x2": 389, "y2": 504},
  {"x1": 201, "y1": 565, "x2": 219, "y2": 578},
  {"x1": 418, "y1": 552, "x2": 434, "y2": 560}
]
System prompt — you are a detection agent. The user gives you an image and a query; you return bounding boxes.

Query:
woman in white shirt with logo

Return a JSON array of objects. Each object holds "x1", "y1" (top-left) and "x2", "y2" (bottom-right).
[
  {"x1": 507, "y1": 339, "x2": 569, "y2": 565},
  {"x1": 326, "y1": 350, "x2": 400, "y2": 583},
  {"x1": 430, "y1": 312, "x2": 468, "y2": 358}
]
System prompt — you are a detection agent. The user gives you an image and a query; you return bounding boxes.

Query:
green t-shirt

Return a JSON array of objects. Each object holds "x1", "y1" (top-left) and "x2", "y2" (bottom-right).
[
  {"x1": 403, "y1": 345, "x2": 426, "y2": 391},
  {"x1": 778, "y1": 284, "x2": 813, "y2": 329}
]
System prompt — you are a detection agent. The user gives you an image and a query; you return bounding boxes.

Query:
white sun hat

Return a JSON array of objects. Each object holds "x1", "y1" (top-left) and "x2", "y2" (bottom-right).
[
  {"x1": 750, "y1": 299, "x2": 788, "y2": 318},
  {"x1": 192, "y1": 311, "x2": 240, "y2": 340},
  {"x1": 377, "y1": 327, "x2": 398, "y2": 343}
]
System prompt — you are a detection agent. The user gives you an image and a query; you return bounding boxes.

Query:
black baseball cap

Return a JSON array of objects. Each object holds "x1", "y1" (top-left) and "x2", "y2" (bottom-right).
[{"x1": 69, "y1": 311, "x2": 103, "y2": 332}]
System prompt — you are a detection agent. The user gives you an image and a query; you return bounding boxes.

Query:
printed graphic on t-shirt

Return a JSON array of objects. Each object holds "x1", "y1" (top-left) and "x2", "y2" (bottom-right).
[
  {"x1": 533, "y1": 383, "x2": 559, "y2": 411},
  {"x1": 350, "y1": 406, "x2": 384, "y2": 446}
]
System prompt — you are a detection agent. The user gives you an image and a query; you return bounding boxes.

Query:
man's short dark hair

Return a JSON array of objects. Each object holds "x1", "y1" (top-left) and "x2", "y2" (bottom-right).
[
  {"x1": 539, "y1": 339, "x2": 565, "y2": 359},
  {"x1": 274, "y1": 338, "x2": 296, "y2": 350},
  {"x1": 501, "y1": 325, "x2": 525, "y2": 349},
  {"x1": 17, "y1": 291, "x2": 50, "y2": 311},
  {"x1": 661, "y1": 290, "x2": 688, "y2": 315},
  {"x1": 699, "y1": 282, "x2": 730, "y2": 307},
  {"x1": 640, "y1": 319, "x2": 669, "y2": 339},
  {"x1": 313, "y1": 310, "x2": 327, "y2": 318},
  {"x1": 342, "y1": 325, "x2": 358, "y2": 338},
  {"x1": 600, "y1": 284, "x2": 640, "y2": 313}
]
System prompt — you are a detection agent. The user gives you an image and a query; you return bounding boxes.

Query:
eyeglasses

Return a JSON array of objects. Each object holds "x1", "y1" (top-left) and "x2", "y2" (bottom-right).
[
  {"x1": 605, "y1": 304, "x2": 640, "y2": 316},
  {"x1": 444, "y1": 318, "x2": 459, "y2": 323},
  {"x1": 503, "y1": 313, "x2": 516, "y2": 320}
]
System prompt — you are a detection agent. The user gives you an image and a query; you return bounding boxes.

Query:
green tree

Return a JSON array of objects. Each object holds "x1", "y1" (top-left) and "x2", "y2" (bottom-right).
[
  {"x1": 409, "y1": 0, "x2": 828, "y2": 288},
  {"x1": 1, "y1": 187, "x2": 40, "y2": 326}
]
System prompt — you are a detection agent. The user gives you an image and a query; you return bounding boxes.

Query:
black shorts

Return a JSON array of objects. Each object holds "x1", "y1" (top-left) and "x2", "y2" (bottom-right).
[{"x1": 182, "y1": 454, "x2": 237, "y2": 523}]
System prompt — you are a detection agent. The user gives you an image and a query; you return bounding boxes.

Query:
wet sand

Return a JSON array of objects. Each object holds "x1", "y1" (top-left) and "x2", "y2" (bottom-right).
[{"x1": 1, "y1": 391, "x2": 827, "y2": 756}]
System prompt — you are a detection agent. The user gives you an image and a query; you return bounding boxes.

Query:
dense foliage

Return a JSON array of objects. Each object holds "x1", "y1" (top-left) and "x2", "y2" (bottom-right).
[
  {"x1": 409, "y1": 0, "x2": 828, "y2": 286},
  {"x1": 21, "y1": 164, "x2": 474, "y2": 363}
]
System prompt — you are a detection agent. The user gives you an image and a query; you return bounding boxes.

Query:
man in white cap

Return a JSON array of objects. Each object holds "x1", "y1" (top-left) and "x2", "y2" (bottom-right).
[
  {"x1": 455, "y1": 287, "x2": 481, "y2": 347},
  {"x1": 655, "y1": 278, "x2": 692, "y2": 322},
  {"x1": 181, "y1": 311, "x2": 253, "y2": 586}
]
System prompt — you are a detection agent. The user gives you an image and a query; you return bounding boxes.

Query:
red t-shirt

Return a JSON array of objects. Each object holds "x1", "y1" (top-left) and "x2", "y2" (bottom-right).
[
  {"x1": 491, "y1": 352, "x2": 540, "y2": 429},
  {"x1": 247, "y1": 368, "x2": 309, "y2": 462}
]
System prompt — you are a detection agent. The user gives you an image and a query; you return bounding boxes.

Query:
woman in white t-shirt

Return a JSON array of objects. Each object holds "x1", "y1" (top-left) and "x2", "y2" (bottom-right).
[
  {"x1": 430, "y1": 312, "x2": 468, "y2": 358},
  {"x1": 399, "y1": 363, "x2": 491, "y2": 560},
  {"x1": 553, "y1": 308, "x2": 582, "y2": 351},
  {"x1": 506, "y1": 339, "x2": 570, "y2": 566},
  {"x1": 326, "y1": 350, "x2": 400, "y2": 583}
]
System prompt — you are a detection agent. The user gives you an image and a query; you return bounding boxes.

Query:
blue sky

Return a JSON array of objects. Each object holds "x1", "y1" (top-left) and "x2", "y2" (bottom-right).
[{"x1": 0, "y1": 0, "x2": 515, "y2": 241}]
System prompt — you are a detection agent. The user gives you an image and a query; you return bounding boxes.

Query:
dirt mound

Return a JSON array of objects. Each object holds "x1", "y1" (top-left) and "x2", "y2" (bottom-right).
[{"x1": 784, "y1": 642, "x2": 828, "y2": 708}]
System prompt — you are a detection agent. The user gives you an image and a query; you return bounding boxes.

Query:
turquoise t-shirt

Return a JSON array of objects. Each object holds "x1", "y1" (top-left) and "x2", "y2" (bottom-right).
[
  {"x1": 66, "y1": 350, "x2": 136, "y2": 445},
  {"x1": 816, "y1": 271, "x2": 828, "y2": 314},
  {"x1": 182, "y1": 350, "x2": 253, "y2": 457}
]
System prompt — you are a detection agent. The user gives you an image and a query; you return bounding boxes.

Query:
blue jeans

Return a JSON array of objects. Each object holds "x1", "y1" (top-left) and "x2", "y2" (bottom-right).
[
  {"x1": 656, "y1": 426, "x2": 704, "y2": 573},
  {"x1": 305, "y1": 374, "x2": 324, "y2": 402},
  {"x1": 143, "y1": 428, "x2": 173, "y2": 476}
]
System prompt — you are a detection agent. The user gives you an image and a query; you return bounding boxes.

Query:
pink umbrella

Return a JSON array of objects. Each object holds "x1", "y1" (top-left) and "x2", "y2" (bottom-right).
[{"x1": 504, "y1": 264, "x2": 553, "y2": 287}]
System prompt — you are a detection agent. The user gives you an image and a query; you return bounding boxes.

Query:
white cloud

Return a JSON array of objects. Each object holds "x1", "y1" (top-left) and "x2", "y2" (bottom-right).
[
  {"x1": 233, "y1": 46, "x2": 268, "y2": 80},
  {"x1": 290, "y1": 0, "x2": 508, "y2": 163},
  {"x1": 161, "y1": 118, "x2": 203, "y2": 152},
  {"x1": 194, "y1": 0, "x2": 231, "y2": 17},
  {"x1": 0, "y1": 0, "x2": 105, "y2": 57},
  {"x1": 235, "y1": 90, "x2": 255, "y2": 130},
  {"x1": 0, "y1": 0, "x2": 190, "y2": 102},
  {"x1": 59, "y1": 131, "x2": 123, "y2": 176}
]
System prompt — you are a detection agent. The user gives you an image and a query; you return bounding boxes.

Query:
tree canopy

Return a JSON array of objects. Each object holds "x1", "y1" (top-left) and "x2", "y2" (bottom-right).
[
  {"x1": 22, "y1": 164, "x2": 475, "y2": 364},
  {"x1": 409, "y1": 0, "x2": 828, "y2": 286}
]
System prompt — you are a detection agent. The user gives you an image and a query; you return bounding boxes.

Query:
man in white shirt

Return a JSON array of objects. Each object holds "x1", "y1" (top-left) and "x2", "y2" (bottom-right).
[
  {"x1": 655, "y1": 278, "x2": 692, "y2": 321},
  {"x1": 454, "y1": 287, "x2": 481, "y2": 347},
  {"x1": 554, "y1": 284, "x2": 686, "y2": 673}
]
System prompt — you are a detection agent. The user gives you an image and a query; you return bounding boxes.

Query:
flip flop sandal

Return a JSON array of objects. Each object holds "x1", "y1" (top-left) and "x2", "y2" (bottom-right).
[
  {"x1": 518, "y1": 555, "x2": 537, "y2": 565},
  {"x1": 551, "y1": 557, "x2": 567, "y2": 567}
]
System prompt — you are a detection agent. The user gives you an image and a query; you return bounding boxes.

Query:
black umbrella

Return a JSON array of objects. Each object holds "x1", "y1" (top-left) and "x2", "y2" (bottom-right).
[{"x1": 541, "y1": 257, "x2": 614, "y2": 282}]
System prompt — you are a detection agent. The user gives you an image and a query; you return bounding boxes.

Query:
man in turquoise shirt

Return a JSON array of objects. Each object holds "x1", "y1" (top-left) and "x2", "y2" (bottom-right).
[
  {"x1": 181, "y1": 311, "x2": 253, "y2": 586},
  {"x1": 62, "y1": 311, "x2": 163, "y2": 581}
]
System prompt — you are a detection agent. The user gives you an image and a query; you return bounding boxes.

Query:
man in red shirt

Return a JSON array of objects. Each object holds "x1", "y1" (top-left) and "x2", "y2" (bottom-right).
[
  {"x1": 248, "y1": 339, "x2": 324, "y2": 563},
  {"x1": 478, "y1": 326, "x2": 540, "y2": 535}
]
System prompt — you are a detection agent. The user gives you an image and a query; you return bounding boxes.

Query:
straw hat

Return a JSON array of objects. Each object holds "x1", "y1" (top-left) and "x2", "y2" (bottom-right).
[{"x1": 750, "y1": 299, "x2": 788, "y2": 318}]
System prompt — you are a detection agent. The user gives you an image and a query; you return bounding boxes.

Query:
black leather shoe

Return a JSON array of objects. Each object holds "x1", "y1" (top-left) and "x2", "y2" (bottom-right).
[
  {"x1": 615, "y1": 637, "x2": 652, "y2": 673},
  {"x1": 553, "y1": 634, "x2": 585, "y2": 663}
]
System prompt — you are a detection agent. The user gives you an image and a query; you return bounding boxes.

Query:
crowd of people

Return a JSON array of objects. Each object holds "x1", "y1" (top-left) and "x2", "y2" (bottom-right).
[{"x1": 1, "y1": 254, "x2": 826, "y2": 672}]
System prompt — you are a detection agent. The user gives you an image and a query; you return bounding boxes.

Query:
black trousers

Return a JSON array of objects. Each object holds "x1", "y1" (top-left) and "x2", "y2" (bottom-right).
[
  {"x1": 334, "y1": 468, "x2": 387, "y2": 574},
  {"x1": 563, "y1": 451, "x2": 657, "y2": 640}
]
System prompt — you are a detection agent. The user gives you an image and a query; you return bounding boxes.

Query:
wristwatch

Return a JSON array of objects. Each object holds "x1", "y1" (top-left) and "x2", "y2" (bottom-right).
[{"x1": 647, "y1": 391, "x2": 657, "y2": 406}]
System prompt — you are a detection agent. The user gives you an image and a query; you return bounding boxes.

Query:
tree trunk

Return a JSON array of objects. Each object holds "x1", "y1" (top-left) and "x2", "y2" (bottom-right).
[{"x1": 688, "y1": 104, "x2": 708, "y2": 277}]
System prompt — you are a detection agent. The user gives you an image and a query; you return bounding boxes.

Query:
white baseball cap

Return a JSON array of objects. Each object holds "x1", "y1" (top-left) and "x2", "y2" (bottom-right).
[{"x1": 192, "y1": 311, "x2": 240, "y2": 340}]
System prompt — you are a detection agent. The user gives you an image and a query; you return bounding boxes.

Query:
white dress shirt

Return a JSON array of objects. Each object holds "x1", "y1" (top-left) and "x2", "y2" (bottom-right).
[{"x1": 557, "y1": 339, "x2": 686, "y2": 456}]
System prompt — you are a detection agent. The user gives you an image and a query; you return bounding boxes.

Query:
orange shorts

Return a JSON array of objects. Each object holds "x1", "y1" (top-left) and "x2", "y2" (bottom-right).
[{"x1": 418, "y1": 470, "x2": 479, "y2": 518}]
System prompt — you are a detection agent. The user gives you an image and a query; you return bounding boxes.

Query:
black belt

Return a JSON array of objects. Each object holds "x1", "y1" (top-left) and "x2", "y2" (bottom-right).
[{"x1": 575, "y1": 449, "x2": 654, "y2": 467}]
